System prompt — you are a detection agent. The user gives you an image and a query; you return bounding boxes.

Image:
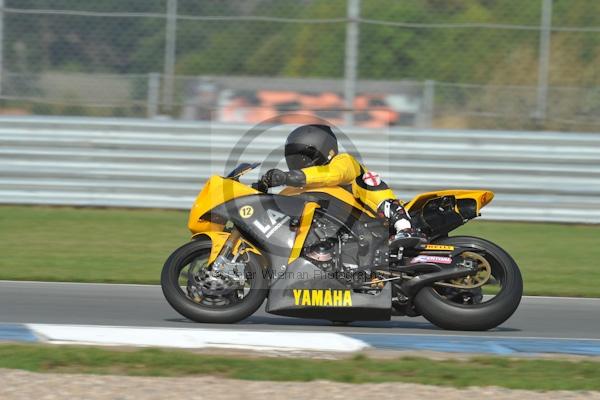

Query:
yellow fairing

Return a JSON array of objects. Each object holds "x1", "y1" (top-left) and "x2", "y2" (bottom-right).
[
  {"x1": 288, "y1": 202, "x2": 320, "y2": 264},
  {"x1": 405, "y1": 190, "x2": 494, "y2": 216},
  {"x1": 188, "y1": 175, "x2": 259, "y2": 234},
  {"x1": 192, "y1": 231, "x2": 230, "y2": 263},
  {"x1": 192, "y1": 231, "x2": 260, "y2": 264},
  {"x1": 280, "y1": 186, "x2": 376, "y2": 218},
  {"x1": 187, "y1": 175, "x2": 261, "y2": 263}
]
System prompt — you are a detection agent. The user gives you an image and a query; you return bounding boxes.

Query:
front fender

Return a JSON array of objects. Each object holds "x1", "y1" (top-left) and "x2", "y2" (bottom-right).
[{"x1": 192, "y1": 231, "x2": 261, "y2": 264}]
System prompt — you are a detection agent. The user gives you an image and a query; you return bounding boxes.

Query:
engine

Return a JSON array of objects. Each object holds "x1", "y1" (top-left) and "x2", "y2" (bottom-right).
[
  {"x1": 301, "y1": 213, "x2": 369, "y2": 286},
  {"x1": 305, "y1": 238, "x2": 337, "y2": 271},
  {"x1": 301, "y1": 209, "x2": 390, "y2": 290}
]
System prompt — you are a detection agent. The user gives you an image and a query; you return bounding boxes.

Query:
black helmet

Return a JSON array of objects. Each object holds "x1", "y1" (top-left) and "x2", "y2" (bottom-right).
[{"x1": 284, "y1": 124, "x2": 339, "y2": 170}]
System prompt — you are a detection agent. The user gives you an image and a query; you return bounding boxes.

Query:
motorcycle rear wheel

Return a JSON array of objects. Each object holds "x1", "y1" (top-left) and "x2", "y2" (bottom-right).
[
  {"x1": 161, "y1": 238, "x2": 268, "y2": 323},
  {"x1": 413, "y1": 236, "x2": 523, "y2": 331}
]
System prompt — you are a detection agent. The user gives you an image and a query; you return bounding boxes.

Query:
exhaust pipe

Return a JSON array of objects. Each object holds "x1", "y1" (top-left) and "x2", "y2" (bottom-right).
[{"x1": 400, "y1": 265, "x2": 473, "y2": 296}]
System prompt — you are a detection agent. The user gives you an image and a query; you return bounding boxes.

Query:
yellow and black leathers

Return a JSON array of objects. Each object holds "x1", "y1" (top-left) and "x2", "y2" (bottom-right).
[
  {"x1": 263, "y1": 153, "x2": 418, "y2": 237},
  {"x1": 298, "y1": 153, "x2": 396, "y2": 213},
  {"x1": 265, "y1": 153, "x2": 396, "y2": 214}
]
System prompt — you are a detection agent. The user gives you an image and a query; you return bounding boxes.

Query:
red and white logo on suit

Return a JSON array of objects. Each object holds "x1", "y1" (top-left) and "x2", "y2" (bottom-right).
[{"x1": 362, "y1": 171, "x2": 381, "y2": 186}]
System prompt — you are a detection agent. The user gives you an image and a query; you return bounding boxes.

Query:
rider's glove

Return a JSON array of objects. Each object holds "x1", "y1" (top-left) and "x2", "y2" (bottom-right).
[
  {"x1": 262, "y1": 169, "x2": 306, "y2": 188},
  {"x1": 263, "y1": 169, "x2": 288, "y2": 187}
]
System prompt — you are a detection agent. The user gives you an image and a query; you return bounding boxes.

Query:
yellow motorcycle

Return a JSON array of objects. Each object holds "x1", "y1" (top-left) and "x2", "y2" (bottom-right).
[{"x1": 161, "y1": 162, "x2": 522, "y2": 330}]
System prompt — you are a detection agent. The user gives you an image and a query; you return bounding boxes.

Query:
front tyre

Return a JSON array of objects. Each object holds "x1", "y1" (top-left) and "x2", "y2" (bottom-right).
[
  {"x1": 413, "y1": 236, "x2": 523, "y2": 331},
  {"x1": 161, "y1": 239, "x2": 268, "y2": 324}
]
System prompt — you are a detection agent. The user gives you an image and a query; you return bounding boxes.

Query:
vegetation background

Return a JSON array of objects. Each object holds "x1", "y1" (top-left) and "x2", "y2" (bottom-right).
[{"x1": 4, "y1": 0, "x2": 600, "y2": 130}]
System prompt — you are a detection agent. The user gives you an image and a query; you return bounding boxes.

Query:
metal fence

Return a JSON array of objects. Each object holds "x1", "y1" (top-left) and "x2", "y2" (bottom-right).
[
  {"x1": 1, "y1": 1, "x2": 600, "y2": 131},
  {"x1": 1, "y1": 116, "x2": 599, "y2": 223}
]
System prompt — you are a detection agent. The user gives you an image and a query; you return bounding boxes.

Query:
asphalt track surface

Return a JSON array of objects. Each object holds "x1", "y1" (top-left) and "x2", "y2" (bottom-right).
[{"x1": 1, "y1": 281, "x2": 599, "y2": 340}]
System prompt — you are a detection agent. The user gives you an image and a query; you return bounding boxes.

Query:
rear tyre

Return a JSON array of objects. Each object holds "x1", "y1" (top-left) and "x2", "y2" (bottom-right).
[
  {"x1": 413, "y1": 236, "x2": 522, "y2": 331},
  {"x1": 161, "y1": 239, "x2": 268, "y2": 324}
]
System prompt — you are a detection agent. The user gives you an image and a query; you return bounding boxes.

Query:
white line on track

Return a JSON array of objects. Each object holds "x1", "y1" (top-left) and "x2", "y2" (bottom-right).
[
  {"x1": 2, "y1": 320, "x2": 599, "y2": 343},
  {"x1": 24, "y1": 323, "x2": 369, "y2": 352}
]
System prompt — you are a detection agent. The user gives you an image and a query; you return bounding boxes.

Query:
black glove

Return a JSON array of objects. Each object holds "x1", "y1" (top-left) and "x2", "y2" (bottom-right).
[
  {"x1": 263, "y1": 169, "x2": 288, "y2": 187},
  {"x1": 251, "y1": 180, "x2": 269, "y2": 193}
]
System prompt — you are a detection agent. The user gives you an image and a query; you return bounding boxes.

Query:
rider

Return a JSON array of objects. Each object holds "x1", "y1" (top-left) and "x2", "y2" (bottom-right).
[{"x1": 262, "y1": 124, "x2": 422, "y2": 243}]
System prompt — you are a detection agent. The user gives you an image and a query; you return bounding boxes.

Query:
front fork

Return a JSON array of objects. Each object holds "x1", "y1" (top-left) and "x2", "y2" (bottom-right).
[
  {"x1": 211, "y1": 228, "x2": 247, "y2": 285},
  {"x1": 214, "y1": 228, "x2": 241, "y2": 264}
]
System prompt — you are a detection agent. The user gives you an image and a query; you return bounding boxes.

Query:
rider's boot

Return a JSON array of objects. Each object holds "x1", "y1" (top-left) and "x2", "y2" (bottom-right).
[{"x1": 377, "y1": 199, "x2": 426, "y2": 250}]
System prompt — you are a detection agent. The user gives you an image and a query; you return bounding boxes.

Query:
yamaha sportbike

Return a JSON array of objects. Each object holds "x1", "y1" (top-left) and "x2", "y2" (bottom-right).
[{"x1": 161, "y1": 163, "x2": 522, "y2": 330}]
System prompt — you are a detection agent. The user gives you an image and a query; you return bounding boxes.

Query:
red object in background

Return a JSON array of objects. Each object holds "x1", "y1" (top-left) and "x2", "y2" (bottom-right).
[
  {"x1": 257, "y1": 91, "x2": 299, "y2": 106},
  {"x1": 219, "y1": 90, "x2": 402, "y2": 128}
]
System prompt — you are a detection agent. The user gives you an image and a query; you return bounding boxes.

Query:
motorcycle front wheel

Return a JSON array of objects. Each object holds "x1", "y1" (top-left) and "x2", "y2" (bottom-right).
[
  {"x1": 413, "y1": 236, "x2": 523, "y2": 331},
  {"x1": 161, "y1": 238, "x2": 268, "y2": 324}
]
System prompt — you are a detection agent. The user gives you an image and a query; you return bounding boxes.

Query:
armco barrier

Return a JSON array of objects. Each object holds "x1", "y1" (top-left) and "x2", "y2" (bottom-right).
[{"x1": 1, "y1": 116, "x2": 599, "y2": 223}]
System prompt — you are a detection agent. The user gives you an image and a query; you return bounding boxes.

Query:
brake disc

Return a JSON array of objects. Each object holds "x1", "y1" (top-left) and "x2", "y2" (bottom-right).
[
  {"x1": 187, "y1": 257, "x2": 245, "y2": 298},
  {"x1": 434, "y1": 251, "x2": 492, "y2": 289}
]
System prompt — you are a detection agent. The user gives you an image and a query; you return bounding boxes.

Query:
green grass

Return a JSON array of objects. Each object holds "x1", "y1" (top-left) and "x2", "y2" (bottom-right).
[
  {"x1": 0, "y1": 206, "x2": 188, "y2": 283},
  {"x1": 1, "y1": 344, "x2": 600, "y2": 390},
  {"x1": 1, "y1": 205, "x2": 599, "y2": 296}
]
